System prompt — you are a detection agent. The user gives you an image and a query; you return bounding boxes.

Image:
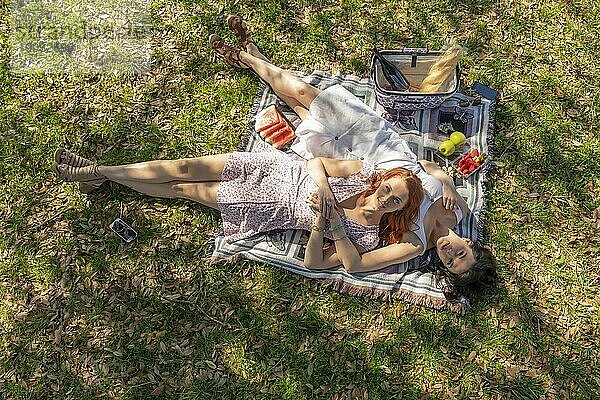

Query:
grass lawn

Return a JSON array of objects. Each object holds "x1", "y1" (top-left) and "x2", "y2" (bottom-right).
[{"x1": 1, "y1": 0, "x2": 599, "y2": 399}]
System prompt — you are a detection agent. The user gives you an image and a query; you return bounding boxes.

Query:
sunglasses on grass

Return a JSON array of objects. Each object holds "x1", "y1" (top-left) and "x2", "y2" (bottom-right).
[{"x1": 110, "y1": 218, "x2": 137, "y2": 243}]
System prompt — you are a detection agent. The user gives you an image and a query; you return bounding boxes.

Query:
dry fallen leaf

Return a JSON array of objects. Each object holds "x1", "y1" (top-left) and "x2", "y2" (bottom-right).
[
  {"x1": 566, "y1": 108, "x2": 579, "y2": 117},
  {"x1": 54, "y1": 329, "x2": 62, "y2": 345},
  {"x1": 151, "y1": 385, "x2": 165, "y2": 396},
  {"x1": 15, "y1": 311, "x2": 29, "y2": 321},
  {"x1": 507, "y1": 365, "x2": 520, "y2": 379},
  {"x1": 467, "y1": 351, "x2": 477, "y2": 362}
]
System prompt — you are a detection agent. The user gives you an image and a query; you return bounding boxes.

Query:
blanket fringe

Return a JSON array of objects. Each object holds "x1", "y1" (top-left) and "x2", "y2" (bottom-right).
[
  {"x1": 323, "y1": 279, "x2": 466, "y2": 314},
  {"x1": 477, "y1": 99, "x2": 496, "y2": 244},
  {"x1": 208, "y1": 251, "x2": 466, "y2": 314}
]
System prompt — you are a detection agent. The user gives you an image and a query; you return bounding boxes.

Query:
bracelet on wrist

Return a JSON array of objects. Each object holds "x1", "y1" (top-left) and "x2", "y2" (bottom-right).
[
  {"x1": 333, "y1": 235, "x2": 348, "y2": 242},
  {"x1": 326, "y1": 223, "x2": 343, "y2": 232},
  {"x1": 311, "y1": 225, "x2": 325, "y2": 232}
]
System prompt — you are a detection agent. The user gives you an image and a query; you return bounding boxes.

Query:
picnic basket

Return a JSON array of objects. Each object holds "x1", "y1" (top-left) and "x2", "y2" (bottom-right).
[{"x1": 370, "y1": 47, "x2": 461, "y2": 112}]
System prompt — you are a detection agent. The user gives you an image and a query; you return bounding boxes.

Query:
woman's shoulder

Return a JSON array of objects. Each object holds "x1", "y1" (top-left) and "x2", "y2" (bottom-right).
[
  {"x1": 429, "y1": 198, "x2": 458, "y2": 227},
  {"x1": 418, "y1": 172, "x2": 443, "y2": 201}
]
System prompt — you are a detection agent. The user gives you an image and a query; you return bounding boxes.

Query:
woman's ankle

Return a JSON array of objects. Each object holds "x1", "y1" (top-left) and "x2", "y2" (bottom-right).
[
  {"x1": 96, "y1": 165, "x2": 110, "y2": 179},
  {"x1": 239, "y1": 50, "x2": 254, "y2": 66},
  {"x1": 247, "y1": 43, "x2": 270, "y2": 62}
]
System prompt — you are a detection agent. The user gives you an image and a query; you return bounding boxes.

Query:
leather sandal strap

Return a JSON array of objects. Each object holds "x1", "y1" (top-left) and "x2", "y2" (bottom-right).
[
  {"x1": 55, "y1": 148, "x2": 94, "y2": 168},
  {"x1": 227, "y1": 15, "x2": 255, "y2": 48},
  {"x1": 209, "y1": 34, "x2": 249, "y2": 69},
  {"x1": 55, "y1": 164, "x2": 104, "y2": 183}
]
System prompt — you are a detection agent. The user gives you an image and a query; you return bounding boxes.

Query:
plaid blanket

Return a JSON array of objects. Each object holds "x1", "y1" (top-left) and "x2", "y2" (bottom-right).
[{"x1": 211, "y1": 72, "x2": 495, "y2": 314}]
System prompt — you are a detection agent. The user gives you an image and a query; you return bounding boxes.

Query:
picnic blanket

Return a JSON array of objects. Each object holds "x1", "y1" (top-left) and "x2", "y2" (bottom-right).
[{"x1": 211, "y1": 71, "x2": 495, "y2": 314}]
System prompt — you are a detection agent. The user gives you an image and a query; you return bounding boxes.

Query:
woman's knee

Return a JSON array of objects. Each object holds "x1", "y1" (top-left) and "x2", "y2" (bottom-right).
[
  {"x1": 291, "y1": 79, "x2": 319, "y2": 107},
  {"x1": 171, "y1": 183, "x2": 192, "y2": 199},
  {"x1": 175, "y1": 159, "x2": 192, "y2": 177}
]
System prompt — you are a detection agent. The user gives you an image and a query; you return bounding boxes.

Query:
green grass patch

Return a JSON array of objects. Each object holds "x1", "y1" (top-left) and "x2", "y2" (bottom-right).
[{"x1": 1, "y1": 0, "x2": 599, "y2": 398}]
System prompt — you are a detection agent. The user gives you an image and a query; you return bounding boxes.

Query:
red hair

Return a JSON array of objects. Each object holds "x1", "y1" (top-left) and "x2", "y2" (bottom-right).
[{"x1": 362, "y1": 167, "x2": 423, "y2": 244}]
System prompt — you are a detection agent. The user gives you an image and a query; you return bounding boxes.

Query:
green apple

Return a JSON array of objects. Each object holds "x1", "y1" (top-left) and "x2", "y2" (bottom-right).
[
  {"x1": 450, "y1": 131, "x2": 466, "y2": 146},
  {"x1": 438, "y1": 140, "x2": 456, "y2": 156}
]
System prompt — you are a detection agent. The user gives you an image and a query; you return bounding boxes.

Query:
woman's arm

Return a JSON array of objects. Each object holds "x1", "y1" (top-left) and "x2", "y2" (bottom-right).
[
  {"x1": 306, "y1": 158, "x2": 362, "y2": 218},
  {"x1": 324, "y1": 210, "x2": 362, "y2": 268},
  {"x1": 305, "y1": 208, "x2": 425, "y2": 273},
  {"x1": 334, "y1": 231, "x2": 424, "y2": 273},
  {"x1": 303, "y1": 193, "x2": 353, "y2": 269},
  {"x1": 303, "y1": 194, "x2": 362, "y2": 269},
  {"x1": 306, "y1": 157, "x2": 363, "y2": 179},
  {"x1": 418, "y1": 159, "x2": 467, "y2": 214},
  {"x1": 303, "y1": 211, "x2": 329, "y2": 268}
]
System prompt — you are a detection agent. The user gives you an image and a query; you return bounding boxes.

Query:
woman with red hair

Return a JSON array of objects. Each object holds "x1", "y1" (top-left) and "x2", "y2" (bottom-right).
[{"x1": 55, "y1": 150, "x2": 423, "y2": 258}]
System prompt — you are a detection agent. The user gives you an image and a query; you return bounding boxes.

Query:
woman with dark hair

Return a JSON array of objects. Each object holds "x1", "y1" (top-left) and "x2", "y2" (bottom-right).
[
  {"x1": 435, "y1": 241, "x2": 498, "y2": 300},
  {"x1": 207, "y1": 15, "x2": 497, "y2": 294}
]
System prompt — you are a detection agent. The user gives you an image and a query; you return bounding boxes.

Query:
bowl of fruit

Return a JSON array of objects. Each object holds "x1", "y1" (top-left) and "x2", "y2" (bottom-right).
[{"x1": 454, "y1": 148, "x2": 487, "y2": 179}]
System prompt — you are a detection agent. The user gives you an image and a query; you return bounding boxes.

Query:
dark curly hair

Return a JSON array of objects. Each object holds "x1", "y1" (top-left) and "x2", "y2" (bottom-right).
[{"x1": 433, "y1": 241, "x2": 498, "y2": 301}]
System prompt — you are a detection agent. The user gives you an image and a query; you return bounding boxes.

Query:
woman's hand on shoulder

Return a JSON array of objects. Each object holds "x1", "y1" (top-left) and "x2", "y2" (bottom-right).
[
  {"x1": 440, "y1": 180, "x2": 468, "y2": 215},
  {"x1": 418, "y1": 159, "x2": 465, "y2": 211},
  {"x1": 441, "y1": 180, "x2": 460, "y2": 210}
]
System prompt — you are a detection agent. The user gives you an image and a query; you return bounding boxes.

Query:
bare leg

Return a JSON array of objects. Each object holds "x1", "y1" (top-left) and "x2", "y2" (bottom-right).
[
  {"x1": 116, "y1": 179, "x2": 220, "y2": 209},
  {"x1": 98, "y1": 154, "x2": 230, "y2": 184},
  {"x1": 246, "y1": 42, "x2": 270, "y2": 63},
  {"x1": 239, "y1": 51, "x2": 320, "y2": 120},
  {"x1": 171, "y1": 181, "x2": 219, "y2": 208}
]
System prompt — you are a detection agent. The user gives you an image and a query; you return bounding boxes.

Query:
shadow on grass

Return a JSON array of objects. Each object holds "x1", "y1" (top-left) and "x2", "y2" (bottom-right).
[
  {"x1": 3, "y1": 0, "x2": 600, "y2": 398},
  {"x1": 475, "y1": 89, "x2": 599, "y2": 397}
]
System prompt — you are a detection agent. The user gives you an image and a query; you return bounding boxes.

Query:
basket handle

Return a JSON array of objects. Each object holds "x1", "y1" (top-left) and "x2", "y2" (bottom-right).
[
  {"x1": 400, "y1": 47, "x2": 429, "y2": 55},
  {"x1": 400, "y1": 48, "x2": 428, "y2": 67}
]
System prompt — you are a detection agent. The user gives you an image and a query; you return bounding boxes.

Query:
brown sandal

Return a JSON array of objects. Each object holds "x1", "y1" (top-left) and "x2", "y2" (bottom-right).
[
  {"x1": 54, "y1": 163, "x2": 106, "y2": 193},
  {"x1": 209, "y1": 34, "x2": 249, "y2": 69},
  {"x1": 226, "y1": 15, "x2": 256, "y2": 49},
  {"x1": 54, "y1": 148, "x2": 95, "y2": 168},
  {"x1": 55, "y1": 163, "x2": 104, "y2": 182}
]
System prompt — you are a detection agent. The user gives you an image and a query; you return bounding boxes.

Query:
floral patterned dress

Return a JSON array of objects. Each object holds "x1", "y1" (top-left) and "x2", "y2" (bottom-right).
[{"x1": 216, "y1": 151, "x2": 381, "y2": 251}]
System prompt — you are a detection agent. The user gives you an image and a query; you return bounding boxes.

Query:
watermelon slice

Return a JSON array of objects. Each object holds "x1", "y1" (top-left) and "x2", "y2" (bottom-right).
[
  {"x1": 254, "y1": 104, "x2": 297, "y2": 148},
  {"x1": 272, "y1": 128, "x2": 296, "y2": 149},
  {"x1": 255, "y1": 105, "x2": 281, "y2": 132},
  {"x1": 260, "y1": 120, "x2": 287, "y2": 139},
  {"x1": 265, "y1": 124, "x2": 290, "y2": 144}
]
